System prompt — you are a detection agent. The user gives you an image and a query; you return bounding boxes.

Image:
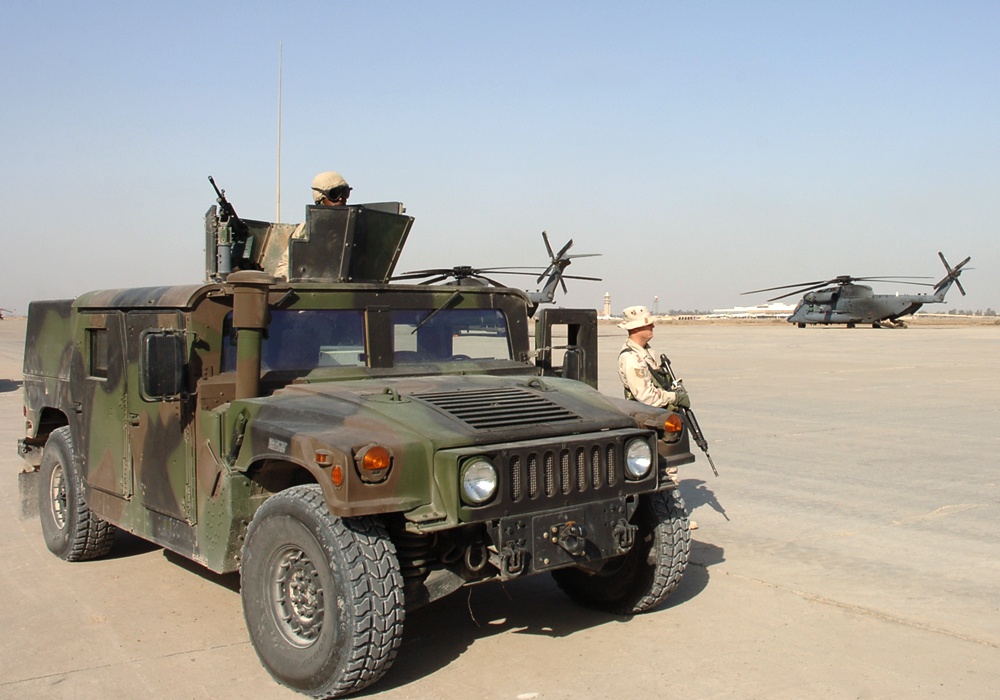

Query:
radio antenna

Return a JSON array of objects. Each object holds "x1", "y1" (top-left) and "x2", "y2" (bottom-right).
[{"x1": 276, "y1": 40, "x2": 283, "y2": 222}]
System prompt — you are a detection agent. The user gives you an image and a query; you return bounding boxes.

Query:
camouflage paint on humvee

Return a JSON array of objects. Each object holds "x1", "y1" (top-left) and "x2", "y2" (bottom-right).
[{"x1": 19, "y1": 200, "x2": 696, "y2": 699}]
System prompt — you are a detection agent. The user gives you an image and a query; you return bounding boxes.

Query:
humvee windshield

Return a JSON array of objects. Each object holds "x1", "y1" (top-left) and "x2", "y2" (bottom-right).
[
  {"x1": 221, "y1": 307, "x2": 511, "y2": 372},
  {"x1": 391, "y1": 309, "x2": 510, "y2": 364}
]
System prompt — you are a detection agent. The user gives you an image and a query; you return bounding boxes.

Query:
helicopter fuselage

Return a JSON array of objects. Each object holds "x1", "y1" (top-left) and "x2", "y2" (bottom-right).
[
  {"x1": 789, "y1": 283, "x2": 942, "y2": 326},
  {"x1": 745, "y1": 252, "x2": 970, "y2": 329}
]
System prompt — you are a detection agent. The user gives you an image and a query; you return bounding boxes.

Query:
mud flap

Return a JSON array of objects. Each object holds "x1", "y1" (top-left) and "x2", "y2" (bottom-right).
[{"x1": 18, "y1": 469, "x2": 39, "y2": 520}]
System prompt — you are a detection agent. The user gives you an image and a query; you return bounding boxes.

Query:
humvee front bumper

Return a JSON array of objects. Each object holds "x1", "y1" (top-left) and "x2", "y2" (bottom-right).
[{"x1": 486, "y1": 495, "x2": 640, "y2": 579}]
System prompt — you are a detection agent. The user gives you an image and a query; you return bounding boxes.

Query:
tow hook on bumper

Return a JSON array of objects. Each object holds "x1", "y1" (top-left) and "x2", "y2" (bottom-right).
[
  {"x1": 492, "y1": 542, "x2": 529, "y2": 577},
  {"x1": 613, "y1": 518, "x2": 638, "y2": 553}
]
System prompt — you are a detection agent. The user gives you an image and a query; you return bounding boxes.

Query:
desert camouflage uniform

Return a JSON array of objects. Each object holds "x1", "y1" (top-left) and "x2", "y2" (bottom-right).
[{"x1": 617, "y1": 338, "x2": 680, "y2": 407}]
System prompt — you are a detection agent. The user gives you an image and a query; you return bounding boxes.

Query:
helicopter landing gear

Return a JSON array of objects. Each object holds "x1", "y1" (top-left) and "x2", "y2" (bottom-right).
[{"x1": 874, "y1": 319, "x2": 907, "y2": 329}]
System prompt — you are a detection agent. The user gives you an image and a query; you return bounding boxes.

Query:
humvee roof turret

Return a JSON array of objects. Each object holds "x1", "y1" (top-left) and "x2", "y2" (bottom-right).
[{"x1": 18, "y1": 197, "x2": 695, "y2": 698}]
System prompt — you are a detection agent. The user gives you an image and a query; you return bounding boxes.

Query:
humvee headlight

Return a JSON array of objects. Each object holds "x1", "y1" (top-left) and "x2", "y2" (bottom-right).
[
  {"x1": 461, "y1": 458, "x2": 498, "y2": 505},
  {"x1": 624, "y1": 438, "x2": 653, "y2": 480}
]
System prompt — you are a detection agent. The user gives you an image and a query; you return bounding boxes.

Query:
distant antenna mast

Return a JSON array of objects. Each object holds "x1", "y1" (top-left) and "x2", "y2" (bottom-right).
[{"x1": 276, "y1": 40, "x2": 283, "y2": 222}]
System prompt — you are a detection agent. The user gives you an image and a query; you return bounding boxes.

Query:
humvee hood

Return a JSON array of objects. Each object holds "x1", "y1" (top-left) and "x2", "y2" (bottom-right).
[{"x1": 245, "y1": 374, "x2": 634, "y2": 451}]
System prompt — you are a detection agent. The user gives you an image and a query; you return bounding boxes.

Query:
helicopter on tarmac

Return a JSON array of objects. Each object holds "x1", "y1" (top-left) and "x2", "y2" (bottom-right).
[
  {"x1": 743, "y1": 252, "x2": 971, "y2": 328},
  {"x1": 393, "y1": 231, "x2": 601, "y2": 313}
]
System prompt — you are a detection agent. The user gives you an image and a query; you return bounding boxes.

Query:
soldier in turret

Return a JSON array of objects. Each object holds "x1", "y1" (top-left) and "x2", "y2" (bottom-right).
[{"x1": 275, "y1": 171, "x2": 352, "y2": 280}]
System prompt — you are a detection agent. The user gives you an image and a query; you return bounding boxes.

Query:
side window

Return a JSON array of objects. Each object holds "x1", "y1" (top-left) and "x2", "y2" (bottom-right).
[
  {"x1": 88, "y1": 328, "x2": 109, "y2": 378},
  {"x1": 221, "y1": 309, "x2": 367, "y2": 372}
]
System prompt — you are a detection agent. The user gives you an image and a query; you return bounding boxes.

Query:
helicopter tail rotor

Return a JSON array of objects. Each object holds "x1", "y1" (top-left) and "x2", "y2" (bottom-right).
[
  {"x1": 528, "y1": 231, "x2": 601, "y2": 307},
  {"x1": 936, "y1": 252, "x2": 971, "y2": 297}
]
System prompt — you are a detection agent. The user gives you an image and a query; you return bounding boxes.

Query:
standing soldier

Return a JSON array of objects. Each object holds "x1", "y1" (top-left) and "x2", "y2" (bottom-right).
[{"x1": 617, "y1": 305, "x2": 697, "y2": 528}]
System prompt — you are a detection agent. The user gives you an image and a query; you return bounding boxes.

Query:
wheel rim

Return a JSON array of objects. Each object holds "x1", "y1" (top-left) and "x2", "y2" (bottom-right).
[
  {"x1": 268, "y1": 545, "x2": 325, "y2": 648},
  {"x1": 48, "y1": 463, "x2": 68, "y2": 530}
]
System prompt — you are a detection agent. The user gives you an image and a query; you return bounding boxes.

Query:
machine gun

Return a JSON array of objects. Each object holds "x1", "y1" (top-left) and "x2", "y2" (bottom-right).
[
  {"x1": 208, "y1": 176, "x2": 257, "y2": 271},
  {"x1": 660, "y1": 354, "x2": 718, "y2": 476}
]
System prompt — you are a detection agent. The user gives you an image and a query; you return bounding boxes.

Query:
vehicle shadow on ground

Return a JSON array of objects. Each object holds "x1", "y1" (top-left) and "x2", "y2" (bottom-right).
[
  {"x1": 103, "y1": 532, "x2": 242, "y2": 592},
  {"x1": 163, "y1": 549, "x2": 241, "y2": 592},
  {"x1": 0, "y1": 379, "x2": 22, "y2": 393},
  {"x1": 101, "y1": 530, "x2": 161, "y2": 559},
  {"x1": 100, "y1": 509, "x2": 725, "y2": 694},
  {"x1": 367, "y1": 542, "x2": 724, "y2": 696}
]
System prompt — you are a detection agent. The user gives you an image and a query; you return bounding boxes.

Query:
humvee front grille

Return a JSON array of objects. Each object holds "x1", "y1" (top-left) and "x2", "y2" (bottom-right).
[
  {"x1": 412, "y1": 387, "x2": 579, "y2": 430},
  {"x1": 507, "y1": 441, "x2": 619, "y2": 504}
]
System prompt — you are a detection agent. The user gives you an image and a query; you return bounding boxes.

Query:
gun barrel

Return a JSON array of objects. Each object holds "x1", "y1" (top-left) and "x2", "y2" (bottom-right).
[
  {"x1": 660, "y1": 352, "x2": 719, "y2": 476},
  {"x1": 208, "y1": 175, "x2": 223, "y2": 198},
  {"x1": 682, "y1": 408, "x2": 719, "y2": 476}
]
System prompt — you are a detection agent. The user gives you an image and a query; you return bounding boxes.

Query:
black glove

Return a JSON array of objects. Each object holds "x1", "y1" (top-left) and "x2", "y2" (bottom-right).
[{"x1": 668, "y1": 386, "x2": 691, "y2": 409}]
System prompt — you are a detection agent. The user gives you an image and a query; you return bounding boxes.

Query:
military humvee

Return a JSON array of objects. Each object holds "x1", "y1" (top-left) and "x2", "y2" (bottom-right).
[{"x1": 18, "y1": 196, "x2": 695, "y2": 698}]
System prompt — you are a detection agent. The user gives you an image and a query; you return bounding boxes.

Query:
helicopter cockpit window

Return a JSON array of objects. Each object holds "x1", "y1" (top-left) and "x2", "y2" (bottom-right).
[
  {"x1": 222, "y1": 309, "x2": 366, "y2": 372},
  {"x1": 391, "y1": 309, "x2": 510, "y2": 364}
]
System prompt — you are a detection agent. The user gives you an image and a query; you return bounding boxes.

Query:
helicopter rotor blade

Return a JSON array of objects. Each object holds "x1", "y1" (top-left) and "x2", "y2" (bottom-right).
[
  {"x1": 393, "y1": 268, "x2": 456, "y2": 280},
  {"x1": 764, "y1": 286, "x2": 830, "y2": 303},
  {"x1": 477, "y1": 274, "x2": 507, "y2": 287},
  {"x1": 849, "y1": 276, "x2": 932, "y2": 282},
  {"x1": 742, "y1": 280, "x2": 835, "y2": 295},
  {"x1": 849, "y1": 278, "x2": 935, "y2": 288},
  {"x1": 554, "y1": 239, "x2": 574, "y2": 260},
  {"x1": 561, "y1": 274, "x2": 603, "y2": 281},
  {"x1": 541, "y1": 230, "x2": 556, "y2": 260},
  {"x1": 476, "y1": 266, "x2": 547, "y2": 272},
  {"x1": 746, "y1": 273, "x2": 935, "y2": 300}
]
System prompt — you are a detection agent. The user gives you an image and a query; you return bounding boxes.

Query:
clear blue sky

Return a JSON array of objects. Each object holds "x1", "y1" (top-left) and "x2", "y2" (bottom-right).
[{"x1": 2, "y1": 1, "x2": 997, "y2": 316}]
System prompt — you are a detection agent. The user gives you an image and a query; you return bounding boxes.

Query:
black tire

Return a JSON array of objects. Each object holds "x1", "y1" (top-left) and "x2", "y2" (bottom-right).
[
  {"x1": 552, "y1": 489, "x2": 690, "y2": 615},
  {"x1": 38, "y1": 426, "x2": 116, "y2": 561},
  {"x1": 240, "y1": 484, "x2": 404, "y2": 698}
]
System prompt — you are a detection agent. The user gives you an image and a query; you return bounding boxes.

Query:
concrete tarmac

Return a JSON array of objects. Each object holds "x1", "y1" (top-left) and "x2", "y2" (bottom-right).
[{"x1": 1, "y1": 317, "x2": 998, "y2": 699}]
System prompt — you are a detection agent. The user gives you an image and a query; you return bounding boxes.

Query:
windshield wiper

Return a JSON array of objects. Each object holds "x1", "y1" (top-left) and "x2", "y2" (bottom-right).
[{"x1": 412, "y1": 291, "x2": 463, "y2": 333}]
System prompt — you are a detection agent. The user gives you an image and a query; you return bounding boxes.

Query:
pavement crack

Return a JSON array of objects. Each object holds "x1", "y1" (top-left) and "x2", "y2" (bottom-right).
[{"x1": 716, "y1": 569, "x2": 1000, "y2": 650}]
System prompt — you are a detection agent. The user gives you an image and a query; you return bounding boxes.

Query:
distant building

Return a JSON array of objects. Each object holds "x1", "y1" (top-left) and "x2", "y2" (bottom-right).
[{"x1": 708, "y1": 303, "x2": 795, "y2": 319}]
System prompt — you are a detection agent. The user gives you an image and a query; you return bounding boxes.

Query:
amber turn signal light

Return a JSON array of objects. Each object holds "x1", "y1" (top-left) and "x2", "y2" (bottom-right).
[
  {"x1": 330, "y1": 464, "x2": 344, "y2": 487},
  {"x1": 362, "y1": 445, "x2": 392, "y2": 471}
]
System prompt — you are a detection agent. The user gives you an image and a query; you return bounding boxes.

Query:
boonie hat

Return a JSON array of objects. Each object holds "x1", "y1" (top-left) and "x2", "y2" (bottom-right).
[
  {"x1": 618, "y1": 305, "x2": 655, "y2": 330},
  {"x1": 311, "y1": 171, "x2": 351, "y2": 203}
]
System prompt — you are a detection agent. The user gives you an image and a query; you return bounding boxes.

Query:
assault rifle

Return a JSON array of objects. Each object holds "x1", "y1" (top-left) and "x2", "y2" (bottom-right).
[{"x1": 660, "y1": 354, "x2": 718, "y2": 476}]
